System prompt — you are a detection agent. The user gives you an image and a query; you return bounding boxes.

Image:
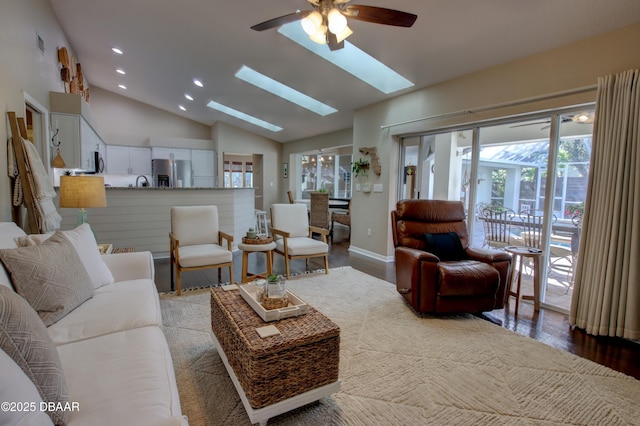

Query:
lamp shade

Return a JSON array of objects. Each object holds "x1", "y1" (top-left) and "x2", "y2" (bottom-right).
[{"x1": 59, "y1": 175, "x2": 107, "y2": 208}]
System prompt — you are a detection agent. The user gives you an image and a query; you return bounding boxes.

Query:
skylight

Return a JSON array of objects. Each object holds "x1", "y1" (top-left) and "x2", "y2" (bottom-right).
[
  {"x1": 277, "y1": 22, "x2": 414, "y2": 94},
  {"x1": 235, "y1": 65, "x2": 337, "y2": 116},
  {"x1": 206, "y1": 100, "x2": 283, "y2": 132}
]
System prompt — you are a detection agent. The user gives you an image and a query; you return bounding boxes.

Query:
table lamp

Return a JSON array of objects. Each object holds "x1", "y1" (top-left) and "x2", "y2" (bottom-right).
[{"x1": 59, "y1": 175, "x2": 107, "y2": 226}]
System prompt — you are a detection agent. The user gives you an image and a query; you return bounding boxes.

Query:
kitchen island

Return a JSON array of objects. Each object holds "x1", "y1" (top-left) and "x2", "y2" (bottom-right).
[{"x1": 55, "y1": 187, "x2": 255, "y2": 255}]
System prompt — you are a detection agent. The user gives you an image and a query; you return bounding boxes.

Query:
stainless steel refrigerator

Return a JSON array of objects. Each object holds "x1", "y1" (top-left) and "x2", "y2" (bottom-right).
[
  {"x1": 152, "y1": 159, "x2": 174, "y2": 187},
  {"x1": 174, "y1": 159, "x2": 192, "y2": 188},
  {"x1": 152, "y1": 159, "x2": 193, "y2": 187}
]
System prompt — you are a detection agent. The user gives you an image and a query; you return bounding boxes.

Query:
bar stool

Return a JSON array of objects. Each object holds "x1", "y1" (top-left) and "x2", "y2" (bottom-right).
[
  {"x1": 238, "y1": 240, "x2": 277, "y2": 283},
  {"x1": 255, "y1": 210, "x2": 268, "y2": 236},
  {"x1": 504, "y1": 246, "x2": 544, "y2": 317}
]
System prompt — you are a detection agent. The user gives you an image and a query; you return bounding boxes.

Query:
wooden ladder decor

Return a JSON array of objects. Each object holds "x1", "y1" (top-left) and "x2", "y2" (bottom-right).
[{"x1": 7, "y1": 111, "x2": 39, "y2": 233}]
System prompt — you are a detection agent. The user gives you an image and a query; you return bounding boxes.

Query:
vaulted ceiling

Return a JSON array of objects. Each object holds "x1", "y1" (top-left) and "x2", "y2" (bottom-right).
[{"x1": 49, "y1": 0, "x2": 640, "y2": 142}]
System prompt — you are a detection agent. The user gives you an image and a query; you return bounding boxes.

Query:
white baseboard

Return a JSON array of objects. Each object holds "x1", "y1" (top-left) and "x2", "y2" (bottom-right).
[{"x1": 348, "y1": 245, "x2": 394, "y2": 263}]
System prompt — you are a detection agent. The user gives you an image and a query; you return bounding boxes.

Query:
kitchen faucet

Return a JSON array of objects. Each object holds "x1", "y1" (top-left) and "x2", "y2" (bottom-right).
[{"x1": 136, "y1": 175, "x2": 150, "y2": 187}]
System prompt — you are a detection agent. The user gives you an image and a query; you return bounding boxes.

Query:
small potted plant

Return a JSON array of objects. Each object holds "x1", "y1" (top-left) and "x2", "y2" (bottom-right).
[
  {"x1": 351, "y1": 158, "x2": 370, "y2": 178},
  {"x1": 263, "y1": 274, "x2": 288, "y2": 310}
]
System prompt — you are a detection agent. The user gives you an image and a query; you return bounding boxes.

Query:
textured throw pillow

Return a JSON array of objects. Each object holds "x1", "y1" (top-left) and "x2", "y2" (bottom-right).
[
  {"x1": 424, "y1": 232, "x2": 465, "y2": 261},
  {"x1": 13, "y1": 224, "x2": 115, "y2": 290},
  {"x1": 0, "y1": 286, "x2": 69, "y2": 425},
  {"x1": 0, "y1": 232, "x2": 94, "y2": 326}
]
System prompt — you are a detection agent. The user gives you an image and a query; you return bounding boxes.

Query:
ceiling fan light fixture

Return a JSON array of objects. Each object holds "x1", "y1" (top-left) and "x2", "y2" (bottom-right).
[
  {"x1": 572, "y1": 111, "x2": 595, "y2": 124},
  {"x1": 335, "y1": 25, "x2": 352, "y2": 43},
  {"x1": 327, "y1": 8, "x2": 347, "y2": 34},
  {"x1": 309, "y1": 25, "x2": 328, "y2": 44},
  {"x1": 301, "y1": 11, "x2": 323, "y2": 36}
]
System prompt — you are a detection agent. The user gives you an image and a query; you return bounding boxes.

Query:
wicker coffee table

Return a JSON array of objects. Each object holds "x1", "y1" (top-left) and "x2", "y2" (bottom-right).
[{"x1": 210, "y1": 286, "x2": 340, "y2": 426}]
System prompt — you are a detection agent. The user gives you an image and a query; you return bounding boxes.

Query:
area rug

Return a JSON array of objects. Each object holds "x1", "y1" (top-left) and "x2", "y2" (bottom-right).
[{"x1": 160, "y1": 267, "x2": 640, "y2": 425}]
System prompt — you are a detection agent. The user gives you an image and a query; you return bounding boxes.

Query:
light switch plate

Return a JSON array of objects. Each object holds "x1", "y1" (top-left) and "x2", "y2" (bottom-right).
[
  {"x1": 373, "y1": 184, "x2": 383, "y2": 192},
  {"x1": 355, "y1": 183, "x2": 361, "y2": 191}
]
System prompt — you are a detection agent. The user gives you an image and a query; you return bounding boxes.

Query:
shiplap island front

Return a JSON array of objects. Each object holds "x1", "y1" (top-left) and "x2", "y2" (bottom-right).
[{"x1": 55, "y1": 187, "x2": 255, "y2": 255}]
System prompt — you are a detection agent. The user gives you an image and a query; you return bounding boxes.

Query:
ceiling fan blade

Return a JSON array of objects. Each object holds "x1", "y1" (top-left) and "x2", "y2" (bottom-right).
[
  {"x1": 251, "y1": 11, "x2": 310, "y2": 31},
  {"x1": 345, "y1": 5, "x2": 417, "y2": 27}
]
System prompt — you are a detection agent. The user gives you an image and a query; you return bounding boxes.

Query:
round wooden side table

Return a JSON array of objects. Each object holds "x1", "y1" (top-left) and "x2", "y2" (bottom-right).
[
  {"x1": 504, "y1": 246, "x2": 544, "y2": 317},
  {"x1": 239, "y1": 237, "x2": 277, "y2": 283}
]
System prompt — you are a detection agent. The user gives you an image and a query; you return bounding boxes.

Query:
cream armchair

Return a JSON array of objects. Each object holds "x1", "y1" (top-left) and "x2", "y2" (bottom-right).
[
  {"x1": 270, "y1": 203, "x2": 329, "y2": 278},
  {"x1": 170, "y1": 205, "x2": 234, "y2": 295}
]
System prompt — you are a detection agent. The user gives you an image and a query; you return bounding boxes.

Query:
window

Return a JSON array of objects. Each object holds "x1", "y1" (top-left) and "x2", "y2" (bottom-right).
[
  {"x1": 299, "y1": 153, "x2": 352, "y2": 199},
  {"x1": 223, "y1": 160, "x2": 253, "y2": 188},
  {"x1": 231, "y1": 162, "x2": 243, "y2": 188},
  {"x1": 223, "y1": 161, "x2": 230, "y2": 188},
  {"x1": 245, "y1": 162, "x2": 253, "y2": 188}
]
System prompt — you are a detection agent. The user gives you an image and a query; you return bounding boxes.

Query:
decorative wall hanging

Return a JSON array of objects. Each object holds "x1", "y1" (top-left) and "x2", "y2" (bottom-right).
[{"x1": 359, "y1": 146, "x2": 381, "y2": 176}]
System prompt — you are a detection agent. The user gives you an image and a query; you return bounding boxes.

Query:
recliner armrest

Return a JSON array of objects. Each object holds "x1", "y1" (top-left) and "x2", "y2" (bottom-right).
[
  {"x1": 465, "y1": 247, "x2": 512, "y2": 263},
  {"x1": 395, "y1": 246, "x2": 440, "y2": 263}
]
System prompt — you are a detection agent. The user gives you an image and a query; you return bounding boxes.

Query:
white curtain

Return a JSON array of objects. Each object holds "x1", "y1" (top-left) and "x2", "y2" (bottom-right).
[{"x1": 570, "y1": 69, "x2": 640, "y2": 339}]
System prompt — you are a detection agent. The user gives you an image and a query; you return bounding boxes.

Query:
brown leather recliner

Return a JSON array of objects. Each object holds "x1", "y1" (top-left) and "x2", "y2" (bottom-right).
[{"x1": 391, "y1": 199, "x2": 512, "y2": 314}]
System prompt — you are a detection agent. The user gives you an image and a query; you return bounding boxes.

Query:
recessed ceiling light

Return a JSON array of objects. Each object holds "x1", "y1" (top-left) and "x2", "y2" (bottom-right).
[
  {"x1": 278, "y1": 23, "x2": 413, "y2": 94},
  {"x1": 179, "y1": 105, "x2": 187, "y2": 111},
  {"x1": 235, "y1": 65, "x2": 337, "y2": 116},
  {"x1": 118, "y1": 84, "x2": 127, "y2": 90},
  {"x1": 193, "y1": 79, "x2": 204, "y2": 88},
  {"x1": 112, "y1": 47, "x2": 123, "y2": 55},
  {"x1": 184, "y1": 94, "x2": 194, "y2": 101},
  {"x1": 116, "y1": 69, "x2": 126, "y2": 75},
  {"x1": 206, "y1": 100, "x2": 282, "y2": 132}
]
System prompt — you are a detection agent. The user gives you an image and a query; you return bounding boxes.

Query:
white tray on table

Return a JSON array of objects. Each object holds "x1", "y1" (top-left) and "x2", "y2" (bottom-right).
[{"x1": 238, "y1": 283, "x2": 309, "y2": 322}]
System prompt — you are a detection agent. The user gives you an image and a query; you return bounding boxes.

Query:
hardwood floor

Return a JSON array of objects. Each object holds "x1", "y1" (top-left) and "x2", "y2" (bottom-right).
[{"x1": 153, "y1": 228, "x2": 640, "y2": 380}]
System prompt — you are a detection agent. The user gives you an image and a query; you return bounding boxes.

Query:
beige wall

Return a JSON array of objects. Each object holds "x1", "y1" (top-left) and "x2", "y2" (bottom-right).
[
  {"x1": 0, "y1": 0, "x2": 71, "y2": 221},
  {"x1": 89, "y1": 87, "x2": 211, "y2": 146},
  {"x1": 350, "y1": 22, "x2": 640, "y2": 259},
  {"x1": 3, "y1": 0, "x2": 640, "y2": 264},
  {"x1": 213, "y1": 122, "x2": 281, "y2": 211}
]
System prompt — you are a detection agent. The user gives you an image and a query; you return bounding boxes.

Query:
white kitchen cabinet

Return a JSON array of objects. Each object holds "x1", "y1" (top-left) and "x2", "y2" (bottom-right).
[
  {"x1": 52, "y1": 113, "x2": 104, "y2": 171},
  {"x1": 191, "y1": 149, "x2": 215, "y2": 176},
  {"x1": 193, "y1": 176, "x2": 215, "y2": 188},
  {"x1": 151, "y1": 147, "x2": 190, "y2": 161},
  {"x1": 107, "y1": 146, "x2": 151, "y2": 175}
]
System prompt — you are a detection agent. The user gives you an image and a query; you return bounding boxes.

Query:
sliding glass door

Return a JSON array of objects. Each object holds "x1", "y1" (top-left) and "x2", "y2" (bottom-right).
[{"x1": 399, "y1": 108, "x2": 594, "y2": 313}]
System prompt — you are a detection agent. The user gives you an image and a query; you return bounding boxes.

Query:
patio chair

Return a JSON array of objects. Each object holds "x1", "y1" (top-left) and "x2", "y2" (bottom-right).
[
  {"x1": 331, "y1": 199, "x2": 351, "y2": 241},
  {"x1": 518, "y1": 211, "x2": 573, "y2": 287},
  {"x1": 481, "y1": 207, "x2": 517, "y2": 249}
]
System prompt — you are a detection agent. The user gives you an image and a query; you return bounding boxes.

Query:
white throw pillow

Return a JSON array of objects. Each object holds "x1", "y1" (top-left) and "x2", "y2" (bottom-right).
[
  {"x1": 14, "y1": 224, "x2": 115, "y2": 289},
  {"x1": 61, "y1": 224, "x2": 115, "y2": 289}
]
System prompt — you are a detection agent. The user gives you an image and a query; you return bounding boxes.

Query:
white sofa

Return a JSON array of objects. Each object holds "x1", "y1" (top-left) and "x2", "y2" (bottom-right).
[{"x1": 0, "y1": 222, "x2": 186, "y2": 426}]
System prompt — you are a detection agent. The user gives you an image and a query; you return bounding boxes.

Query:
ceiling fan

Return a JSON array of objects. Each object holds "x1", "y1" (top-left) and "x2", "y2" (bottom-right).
[{"x1": 251, "y1": 0, "x2": 418, "y2": 51}]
